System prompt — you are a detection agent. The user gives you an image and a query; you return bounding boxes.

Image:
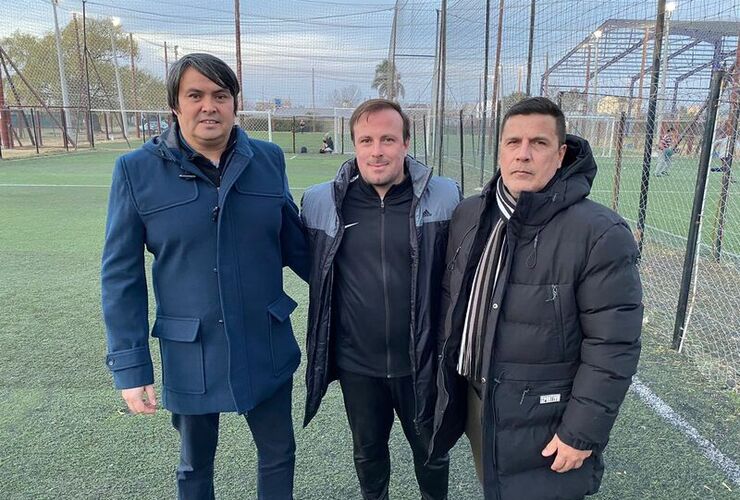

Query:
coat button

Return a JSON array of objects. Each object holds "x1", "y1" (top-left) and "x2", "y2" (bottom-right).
[
  {"x1": 212, "y1": 267, "x2": 218, "y2": 273},
  {"x1": 108, "y1": 359, "x2": 114, "y2": 366},
  {"x1": 492, "y1": 303, "x2": 499, "y2": 310},
  {"x1": 218, "y1": 319, "x2": 224, "y2": 324},
  {"x1": 481, "y1": 377, "x2": 487, "y2": 384}
]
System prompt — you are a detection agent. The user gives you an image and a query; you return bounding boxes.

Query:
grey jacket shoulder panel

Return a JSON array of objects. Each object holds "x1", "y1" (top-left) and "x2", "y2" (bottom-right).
[
  {"x1": 416, "y1": 176, "x2": 461, "y2": 226},
  {"x1": 301, "y1": 181, "x2": 339, "y2": 238}
]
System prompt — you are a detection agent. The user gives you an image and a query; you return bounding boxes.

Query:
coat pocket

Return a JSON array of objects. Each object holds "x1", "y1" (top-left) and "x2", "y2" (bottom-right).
[
  {"x1": 495, "y1": 379, "x2": 572, "y2": 476},
  {"x1": 267, "y1": 292, "x2": 301, "y2": 377},
  {"x1": 151, "y1": 316, "x2": 205, "y2": 394}
]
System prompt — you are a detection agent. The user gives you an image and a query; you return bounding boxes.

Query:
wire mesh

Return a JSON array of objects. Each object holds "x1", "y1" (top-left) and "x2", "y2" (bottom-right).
[{"x1": 1, "y1": 0, "x2": 739, "y2": 388}]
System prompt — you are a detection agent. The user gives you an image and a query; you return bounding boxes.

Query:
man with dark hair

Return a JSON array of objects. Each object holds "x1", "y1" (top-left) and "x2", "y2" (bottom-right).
[
  {"x1": 102, "y1": 53, "x2": 309, "y2": 499},
  {"x1": 301, "y1": 98, "x2": 459, "y2": 499},
  {"x1": 429, "y1": 96, "x2": 642, "y2": 499}
]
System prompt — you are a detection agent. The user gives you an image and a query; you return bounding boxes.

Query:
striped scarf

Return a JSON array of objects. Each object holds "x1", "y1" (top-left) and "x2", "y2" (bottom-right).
[{"x1": 457, "y1": 177, "x2": 516, "y2": 382}]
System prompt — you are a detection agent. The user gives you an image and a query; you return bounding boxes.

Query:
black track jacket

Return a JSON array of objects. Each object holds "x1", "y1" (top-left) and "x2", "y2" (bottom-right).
[{"x1": 301, "y1": 156, "x2": 462, "y2": 428}]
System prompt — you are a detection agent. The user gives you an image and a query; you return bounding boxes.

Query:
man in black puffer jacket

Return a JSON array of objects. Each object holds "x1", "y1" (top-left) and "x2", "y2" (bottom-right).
[{"x1": 429, "y1": 97, "x2": 642, "y2": 500}]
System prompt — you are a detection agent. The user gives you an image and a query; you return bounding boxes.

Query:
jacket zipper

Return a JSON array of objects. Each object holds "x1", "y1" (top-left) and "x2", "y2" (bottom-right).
[
  {"x1": 447, "y1": 224, "x2": 477, "y2": 271},
  {"x1": 486, "y1": 378, "x2": 503, "y2": 500},
  {"x1": 380, "y1": 198, "x2": 392, "y2": 378},
  {"x1": 548, "y1": 284, "x2": 566, "y2": 360}
]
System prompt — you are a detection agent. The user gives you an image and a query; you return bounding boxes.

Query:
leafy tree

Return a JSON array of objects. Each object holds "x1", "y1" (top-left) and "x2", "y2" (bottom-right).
[
  {"x1": 371, "y1": 59, "x2": 404, "y2": 100},
  {"x1": 1, "y1": 18, "x2": 165, "y2": 110}
]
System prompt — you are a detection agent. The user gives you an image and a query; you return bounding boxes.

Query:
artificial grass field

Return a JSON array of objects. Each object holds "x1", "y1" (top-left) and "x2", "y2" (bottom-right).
[{"x1": 1, "y1": 143, "x2": 738, "y2": 499}]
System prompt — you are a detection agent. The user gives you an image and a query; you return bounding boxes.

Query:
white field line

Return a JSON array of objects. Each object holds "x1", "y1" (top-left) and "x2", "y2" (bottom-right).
[
  {"x1": 631, "y1": 377, "x2": 740, "y2": 487},
  {"x1": 0, "y1": 183, "x2": 308, "y2": 191}
]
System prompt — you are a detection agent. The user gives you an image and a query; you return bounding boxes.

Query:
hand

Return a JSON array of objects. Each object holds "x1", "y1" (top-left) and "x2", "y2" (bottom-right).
[
  {"x1": 121, "y1": 384, "x2": 157, "y2": 415},
  {"x1": 541, "y1": 434, "x2": 592, "y2": 473}
]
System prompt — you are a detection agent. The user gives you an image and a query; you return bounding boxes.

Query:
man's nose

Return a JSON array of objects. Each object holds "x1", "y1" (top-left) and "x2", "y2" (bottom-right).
[
  {"x1": 516, "y1": 141, "x2": 532, "y2": 160},
  {"x1": 201, "y1": 96, "x2": 217, "y2": 112}
]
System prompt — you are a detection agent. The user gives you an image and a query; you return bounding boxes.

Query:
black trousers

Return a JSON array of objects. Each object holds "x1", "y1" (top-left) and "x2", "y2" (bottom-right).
[
  {"x1": 171, "y1": 379, "x2": 295, "y2": 500},
  {"x1": 338, "y1": 370, "x2": 449, "y2": 500}
]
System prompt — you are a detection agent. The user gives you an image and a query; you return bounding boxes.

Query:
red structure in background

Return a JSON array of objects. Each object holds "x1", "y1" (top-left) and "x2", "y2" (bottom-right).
[{"x1": 0, "y1": 62, "x2": 11, "y2": 150}]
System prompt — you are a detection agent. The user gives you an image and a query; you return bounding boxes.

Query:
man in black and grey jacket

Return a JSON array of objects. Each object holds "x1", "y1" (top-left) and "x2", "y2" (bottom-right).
[
  {"x1": 429, "y1": 97, "x2": 642, "y2": 500},
  {"x1": 301, "y1": 99, "x2": 461, "y2": 499}
]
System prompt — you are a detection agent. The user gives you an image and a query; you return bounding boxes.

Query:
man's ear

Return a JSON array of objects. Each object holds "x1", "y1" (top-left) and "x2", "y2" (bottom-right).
[{"x1": 557, "y1": 143, "x2": 567, "y2": 167}]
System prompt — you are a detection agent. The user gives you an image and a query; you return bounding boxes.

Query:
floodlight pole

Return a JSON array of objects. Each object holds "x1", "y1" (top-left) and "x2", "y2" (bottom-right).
[
  {"x1": 52, "y1": 0, "x2": 72, "y2": 131},
  {"x1": 130, "y1": 33, "x2": 141, "y2": 139},
  {"x1": 479, "y1": 0, "x2": 492, "y2": 186},
  {"x1": 488, "y1": 0, "x2": 504, "y2": 159},
  {"x1": 388, "y1": 1, "x2": 400, "y2": 101},
  {"x1": 656, "y1": 3, "x2": 675, "y2": 132},
  {"x1": 110, "y1": 23, "x2": 128, "y2": 141},
  {"x1": 234, "y1": 0, "x2": 244, "y2": 110},
  {"x1": 635, "y1": 0, "x2": 668, "y2": 256},
  {"x1": 435, "y1": 0, "x2": 447, "y2": 176},
  {"x1": 82, "y1": 1, "x2": 94, "y2": 147},
  {"x1": 525, "y1": 0, "x2": 535, "y2": 96}
]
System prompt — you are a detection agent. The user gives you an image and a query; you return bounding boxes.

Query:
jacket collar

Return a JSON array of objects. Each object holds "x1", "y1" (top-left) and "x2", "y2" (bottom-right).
[
  {"x1": 333, "y1": 155, "x2": 433, "y2": 207},
  {"x1": 143, "y1": 125, "x2": 254, "y2": 194}
]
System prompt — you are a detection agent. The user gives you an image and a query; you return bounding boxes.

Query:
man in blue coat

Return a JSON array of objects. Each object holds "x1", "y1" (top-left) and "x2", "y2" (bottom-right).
[{"x1": 101, "y1": 53, "x2": 309, "y2": 500}]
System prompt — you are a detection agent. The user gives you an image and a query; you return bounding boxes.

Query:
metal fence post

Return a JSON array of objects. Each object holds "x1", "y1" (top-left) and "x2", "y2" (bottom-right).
[
  {"x1": 422, "y1": 114, "x2": 428, "y2": 164},
  {"x1": 30, "y1": 107, "x2": 39, "y2": 154},
  {"x1": 635, "y1": 0, "x2": 668, "y2": 256},
  {"x1": 492, "y1": 100, "x2": 501, "y2": 176},
  {"x1": 459, "y1": 109, "x2": 465, "y2": 193},
  {"x1": 712, "y1": 61, "x2": 739, "y2": 261},
  {"x1": 61, "y1": 107, "x2": 69, "y2": 151},
  {"x1": 611, "y1": 111, "x2": 627, "y2": 210},
  {"x1": 672, "y1": 68, "x2": 725, "y2": 351},
  {"x1": 413, "y1": 118, "x2": 417, "y2": 158}
]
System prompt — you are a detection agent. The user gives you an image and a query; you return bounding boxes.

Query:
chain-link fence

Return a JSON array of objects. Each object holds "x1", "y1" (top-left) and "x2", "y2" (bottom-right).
[
  {"x1": 391, "y1": 0, "x2": 739, "y2": 389},
  {"x1": 0, "y1": 0, "x2": 396, "y2": 157},
  {"x1": 1, "y1": 0, "x2": 739, "y2": 388}
]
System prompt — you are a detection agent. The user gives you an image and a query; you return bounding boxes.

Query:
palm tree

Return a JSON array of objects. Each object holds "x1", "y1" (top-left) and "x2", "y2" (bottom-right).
[{"x1": 371, "y1": 59, "x2": 404, "y2": 100}]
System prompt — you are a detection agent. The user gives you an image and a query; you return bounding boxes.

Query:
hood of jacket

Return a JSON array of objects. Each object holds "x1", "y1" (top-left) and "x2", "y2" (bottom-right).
[{"x1": 141, "y1": 125, "x2": 254, "y2": 163}]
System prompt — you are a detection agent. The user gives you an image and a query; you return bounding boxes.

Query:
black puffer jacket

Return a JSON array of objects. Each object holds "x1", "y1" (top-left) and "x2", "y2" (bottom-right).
[
  {"x1": 301, "y1": 156, "x2": 461, "y2": 428},
  {"x1": 429, "y1": 135, "x2": 642, "y2": 500}
]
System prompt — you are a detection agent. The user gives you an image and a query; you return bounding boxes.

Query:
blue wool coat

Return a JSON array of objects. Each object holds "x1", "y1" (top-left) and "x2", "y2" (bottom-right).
[{"x1": 101, "y1": 127, "x2": 309, "y2": 415}]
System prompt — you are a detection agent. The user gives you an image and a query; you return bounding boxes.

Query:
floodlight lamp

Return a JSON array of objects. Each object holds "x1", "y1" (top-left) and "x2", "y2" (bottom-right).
[{"x1": 666, "y1": 2, "x2": 677, "y2": 12}]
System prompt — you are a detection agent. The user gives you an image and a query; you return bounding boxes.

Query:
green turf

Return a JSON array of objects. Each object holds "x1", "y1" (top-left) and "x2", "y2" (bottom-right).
[{"x1": 1, "y1": 148, "x2": 738, "y2": 499}]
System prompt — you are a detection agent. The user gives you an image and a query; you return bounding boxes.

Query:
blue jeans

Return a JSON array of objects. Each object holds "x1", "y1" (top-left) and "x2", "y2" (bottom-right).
[{"x1": 171, "y1": 379, "x2": 295, "y2": 500}]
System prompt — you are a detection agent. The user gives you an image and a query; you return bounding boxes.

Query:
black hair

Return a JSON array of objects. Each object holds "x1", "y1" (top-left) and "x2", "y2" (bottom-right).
[
  {"x1": 501, "y1": 96, "x2": 566, "y2": 145},
  {"x1": 167, "y1": 53, "x2": 240, "y2": 116}
]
